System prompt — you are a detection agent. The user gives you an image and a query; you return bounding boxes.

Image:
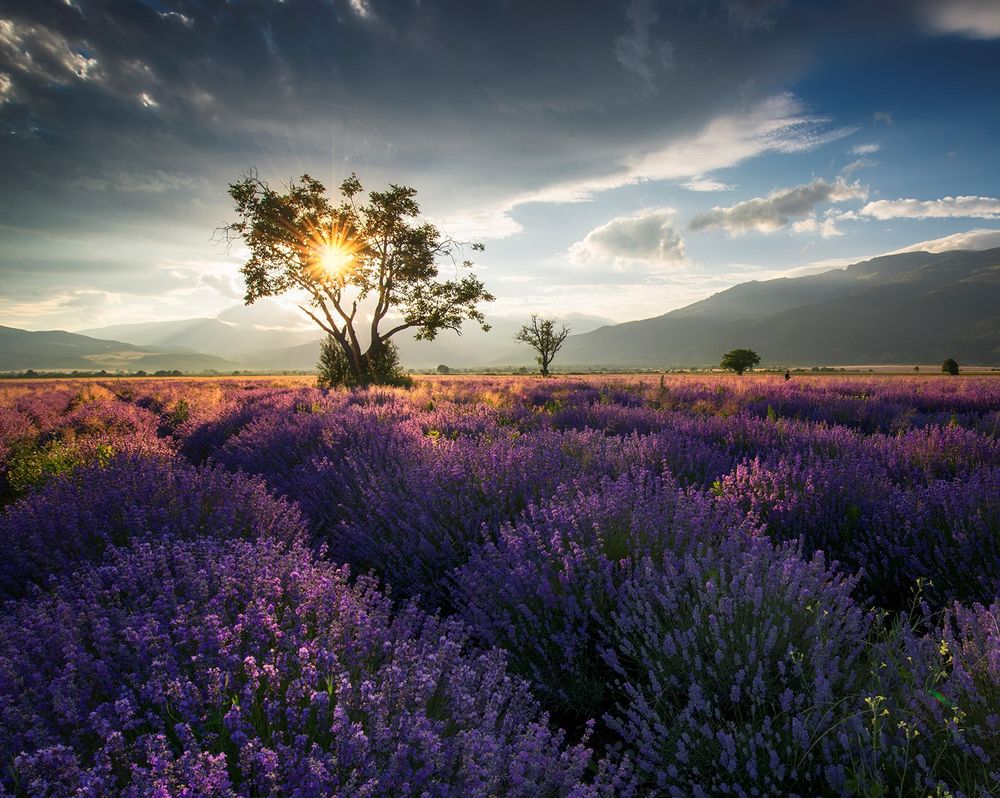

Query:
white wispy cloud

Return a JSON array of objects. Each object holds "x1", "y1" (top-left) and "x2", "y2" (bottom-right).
[
  {"x1": 442, "y1": 93, "x2": 853, "y2": 238},
  {"x1": 857, "y1": 195, "x2": 1000, "y2": 220},
  {"x1": 428, "y1": 207, "x2": 524, "y2": 240},
  {"x1": 569, "y1": 208, "x2": 686, "y2": 268},
  {"x1": 851, "y1": 142, "x2": 880, "y2": 155},
  {"x1": 682, "y1": 176, "x2": 735, "y2": 192},
  {"x1": 689, "y1": 177, "x2": 867, "y2": 234},
  {"x1": 840, "y1": 158, "x2": 877, "y2": 175},
  {"x1": 0, "y1": 290, "x2": 122, "y2": 327},
  {"x1": 888, "y1": 228, "x2": 1000, "y2": 253}
]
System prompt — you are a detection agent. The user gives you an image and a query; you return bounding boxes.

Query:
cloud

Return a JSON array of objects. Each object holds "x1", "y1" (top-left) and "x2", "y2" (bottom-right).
[
  {"x1": 626, "y1": 94, "x2": 855, "y2": 187},
  {"x1": 888, "y1": 228, "x2": 1000, "y2": 253},
  {"x1": 0, "y1": 289, "x2": 121, "y2": 328},
  {"x1": 473, "y1": 93, "x2": 854, "y2": 233},
  {"x1": 873, "y1": 111, "x2": 893, "y2": 125},
  {"x1": 724, "y1": 0, "x2": 789, "y2": 30},
  {"x1": 0, "y1": 17, "x2": 101, "y2": 85},
  {"x1": 437, "y1": 93, "x2": 850, "y2": 236},
  {"x1": 614, "y1": 0, "x2": 673, "y2": 89},
  {"x1": 924, "y1": 0, "x2": 1000, "y2": 39},
  {"x1": 347, "y1": 0, "x2": 373, "y2": 20},
  {"x1": 200, "y1": 273, "x2": 243, "y2": 300},
  {"x1": 682, "y1": 176, "x2": 735, "y2": 192},
  {"x1": 857, "y1": 195, "x2": 1000, "y2": 220},
  {"x1": 69, "y1": 169, "x2": 205, "y2": 193},
  {"x1": 840, "y1": 158, "x2": 877, "y2": 175},
  {"x1": 851, "y1": 142, "x2": 880, "y2": 155},
  {"x1": 569, "y1": 208, "x2": 686, "y2": 268},
  {"x1": 689, "y1": 177, "x2": 867, "y2": 234},
  {"x1": 431, "y1": 207, "x2": 524, "y2": 240},
  {"x1": 790, "y1": 215, "x2": 844, "y2": 238}
]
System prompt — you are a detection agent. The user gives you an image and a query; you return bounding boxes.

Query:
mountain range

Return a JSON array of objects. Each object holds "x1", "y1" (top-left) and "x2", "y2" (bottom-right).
[
  {"x1": 560, "y1": 247, "x2": 1000, "y2": 366},
  {"x1": 0, "y1": 326, "x2": 233, "y2": 372},
  {"x1": 4, "y1": 247, "x2": 999, "y2": 372}
]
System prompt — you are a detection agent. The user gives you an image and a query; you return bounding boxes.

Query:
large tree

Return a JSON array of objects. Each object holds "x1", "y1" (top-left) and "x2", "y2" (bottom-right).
[
  {"x1": 515, "y1": 315, "x2": 570, "y2": 377},
  {"x1": 223, "y1": 171, "x2": 494, "y2": 386}
]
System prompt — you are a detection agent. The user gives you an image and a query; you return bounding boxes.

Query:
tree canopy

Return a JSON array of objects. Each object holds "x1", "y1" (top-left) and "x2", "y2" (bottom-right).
[
  {"x1": 223, "y1": 171, "x2": 494, "y2": 386},
  {"x1": 942, "y1": 358, "x2": 960, "y2": 376},
  {"x1": 720, "y1": 348, "x2": 761, "y2": 375},
  {"x1": 515, "y1": 315, "x2": 570, "y2": 377}
]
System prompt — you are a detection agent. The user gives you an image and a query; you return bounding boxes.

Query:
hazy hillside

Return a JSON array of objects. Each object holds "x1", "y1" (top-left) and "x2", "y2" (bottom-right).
[
  {"x1": 559, "y1": 248, "x2": 1000, "y2": 367},
  {"x1": 0, "y1": 326, "x2": 235, "y2": 372},
  {"x1": 80, "y1": 304, "x2": 319, "y2": 358},
  {"x1": 9, "y1": 249, "x2": 999, "y2": 372}
]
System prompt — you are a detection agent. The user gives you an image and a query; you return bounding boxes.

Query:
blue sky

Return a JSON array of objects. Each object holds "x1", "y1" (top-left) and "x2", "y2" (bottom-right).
[{"x1": 1, "y1": 0, "x2": 999, "y2": 331}]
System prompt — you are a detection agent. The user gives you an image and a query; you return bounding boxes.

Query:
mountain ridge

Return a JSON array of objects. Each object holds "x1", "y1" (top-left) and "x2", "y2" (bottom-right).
[
  {"x1": 558, "y1": 248, "x2": 1000, "y2": 366},
  {"x1": 4, "y1": 248, "x2": 999, "y2": 371}
]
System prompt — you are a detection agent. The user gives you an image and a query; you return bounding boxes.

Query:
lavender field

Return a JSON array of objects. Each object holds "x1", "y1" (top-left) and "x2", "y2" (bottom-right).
[{"x1": 1, "y1": 374, "x2": 999, "y2": 797}]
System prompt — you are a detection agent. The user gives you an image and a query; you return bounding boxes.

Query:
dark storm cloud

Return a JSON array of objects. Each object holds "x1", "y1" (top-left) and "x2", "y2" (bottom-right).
[
  {"x1": 0, "y1": 0, "x2": 979, "y2": 326},
  {"x1": 0, "y1": 0, "x2": 937, "y2": 220}
]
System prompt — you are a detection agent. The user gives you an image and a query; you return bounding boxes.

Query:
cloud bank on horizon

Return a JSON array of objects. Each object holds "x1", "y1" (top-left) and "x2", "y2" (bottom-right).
[{"x1": 0, "y1": 0, "x2": 998, "y2": 330}]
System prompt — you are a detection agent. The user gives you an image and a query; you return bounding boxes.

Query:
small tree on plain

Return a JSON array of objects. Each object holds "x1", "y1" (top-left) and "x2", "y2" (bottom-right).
[
  {"x1": 942, "y1": 358, "x2": 960, "y2": 376},
  {"x1": 515, "y1": 315, "x2": 570, "y2": 377},
  {"x1": 436, "y1": 364, "x2": 451, "y2": 375},
  {"x1": 720, "y1": 348, "x2": 761, "y2": 375}
]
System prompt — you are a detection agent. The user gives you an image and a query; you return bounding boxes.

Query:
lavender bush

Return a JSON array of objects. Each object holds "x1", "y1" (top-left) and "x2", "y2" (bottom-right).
[
  {"x1": 604, "y1": 536, "x2": 871, "y2": 796},
  {"x1": 0, "y1": 453, "x2": 306, "y2": 599},
  {"x1": 454, "y1": 470, "x2": 757, "y2": 718}
]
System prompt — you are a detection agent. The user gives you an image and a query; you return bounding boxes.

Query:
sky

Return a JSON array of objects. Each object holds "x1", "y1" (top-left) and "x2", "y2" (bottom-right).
[{"x1": 1, "y1": 0, "x2": 999, "y2": 333}]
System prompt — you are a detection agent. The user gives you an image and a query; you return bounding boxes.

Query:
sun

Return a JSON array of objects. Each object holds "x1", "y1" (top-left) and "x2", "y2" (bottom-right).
[
  {"x1": 316, "y1": 241, "x2": 355, "y2": 277},
  {"x1": 305, "y1": 225, "x2": 361, "y2": 281}
]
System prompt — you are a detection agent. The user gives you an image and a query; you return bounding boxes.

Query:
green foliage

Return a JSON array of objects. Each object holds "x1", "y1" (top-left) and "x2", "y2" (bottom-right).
[
  {"x1": 941, "y1": 358, "x2": 959, "y2": 376},
  {"x1": 2, "y1": 439, "x2": 113, "y2": 501},
  {"x1": 514, "y1": 315, "x2": 570, "y2": 377},
  {"x1": 317, "y1": 336, "x2": 412, "y2": 389},
  {"x1": 720, "y1": 348, "x2": 761, "y2": 375},
  {"x1": 224, "y1": 170, "x2": 493, "y2": 387},
  {"x1": 162, "y1": 399, "x2": 190, "y2": 431},
  {"x1": 845, "y1": 601, "x2": 1000, "y2": 798}
]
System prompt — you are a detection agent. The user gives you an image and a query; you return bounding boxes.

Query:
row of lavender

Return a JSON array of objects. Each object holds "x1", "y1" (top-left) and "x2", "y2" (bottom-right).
[{"x1": 0, "y1": 375, "x2": 998, "y2": 796}]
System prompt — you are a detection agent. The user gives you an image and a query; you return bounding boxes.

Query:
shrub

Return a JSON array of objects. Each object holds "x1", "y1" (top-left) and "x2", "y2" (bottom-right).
[{"x1": 317, "y1": 336, "x2": 413, "y2": 389}]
